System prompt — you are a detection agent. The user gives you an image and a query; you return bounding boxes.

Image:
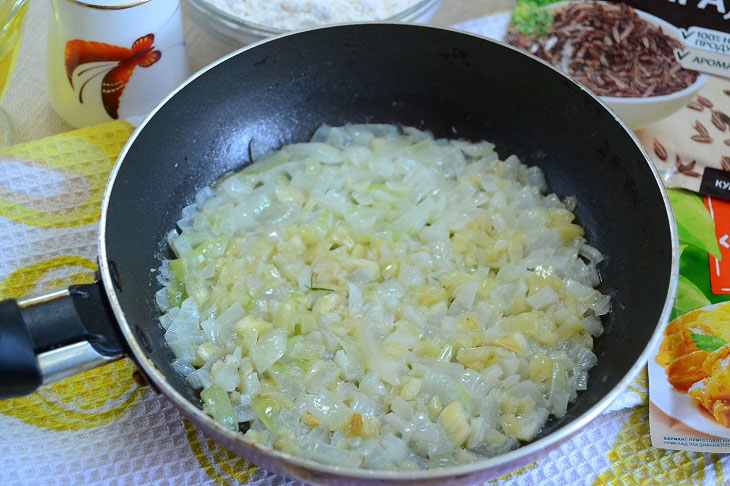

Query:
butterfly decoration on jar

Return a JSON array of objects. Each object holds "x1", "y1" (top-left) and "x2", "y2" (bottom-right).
[{"x1": 64, "y1": 34, "x2": 161, "y2": 120}]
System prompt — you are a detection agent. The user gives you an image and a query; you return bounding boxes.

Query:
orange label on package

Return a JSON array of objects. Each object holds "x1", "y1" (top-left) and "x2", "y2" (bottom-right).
[{"x1": 704, "y1": 195, "x2": 730, "y2": 294}]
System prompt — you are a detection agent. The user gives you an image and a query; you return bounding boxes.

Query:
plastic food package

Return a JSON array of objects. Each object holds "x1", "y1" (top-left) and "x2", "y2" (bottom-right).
[
  {"x1": 648, "y1": 190, "x2": 730, "y2": 452},
  {"x1": 491, "y1": 0, "x2": 730, "y2": 200}
]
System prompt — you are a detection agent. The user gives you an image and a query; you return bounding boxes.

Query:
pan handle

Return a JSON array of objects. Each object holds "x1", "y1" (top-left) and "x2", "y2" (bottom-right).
[{"x1": 0, "y1": 282, "x2": 125, "y2": 399}]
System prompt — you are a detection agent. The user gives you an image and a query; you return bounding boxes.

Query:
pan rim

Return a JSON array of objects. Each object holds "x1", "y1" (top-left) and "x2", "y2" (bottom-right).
[{"x1": 98, "y1": 22, "x2": 679, "y2": 481}]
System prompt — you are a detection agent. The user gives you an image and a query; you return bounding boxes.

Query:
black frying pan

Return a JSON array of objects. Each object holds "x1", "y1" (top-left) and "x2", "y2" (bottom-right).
[{"x1": 0, "y1": 24, "x2": 677, "y2": 485}]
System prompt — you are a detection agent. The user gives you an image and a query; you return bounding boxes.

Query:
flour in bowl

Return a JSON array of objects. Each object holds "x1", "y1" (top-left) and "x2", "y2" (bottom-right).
[{"x1": 205, "y1": 0, "x2": 421, "y2": 30}]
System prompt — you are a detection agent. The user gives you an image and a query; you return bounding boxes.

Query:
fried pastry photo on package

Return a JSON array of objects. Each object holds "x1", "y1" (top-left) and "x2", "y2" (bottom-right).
[{"x1": 656, "y1": 304, "x2": 730, "y2": 428}]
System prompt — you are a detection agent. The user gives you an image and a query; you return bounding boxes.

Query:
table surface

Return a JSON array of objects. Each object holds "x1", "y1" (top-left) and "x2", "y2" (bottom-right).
[{"x1": 3, "y1": 0, "x2": 511, "y2": 145}]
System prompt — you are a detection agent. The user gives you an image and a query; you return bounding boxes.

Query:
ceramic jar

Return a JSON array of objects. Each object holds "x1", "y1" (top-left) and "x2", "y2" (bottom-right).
[{"x1": 48, "y1": 0, "x2": 191, "y2": 127}]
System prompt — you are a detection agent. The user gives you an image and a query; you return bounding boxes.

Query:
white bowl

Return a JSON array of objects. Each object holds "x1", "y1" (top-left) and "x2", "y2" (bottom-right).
[
  {"x1": 184, "y1": 0, "x2": 443, "y2": 47},
  {"x1": 542, "y1": 2, "x2": 708, "y2": 130}
]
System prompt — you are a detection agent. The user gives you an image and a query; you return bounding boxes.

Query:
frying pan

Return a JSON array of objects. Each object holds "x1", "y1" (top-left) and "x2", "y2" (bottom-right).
[{"x1": 0, "y1": 24, "x2": 677, "y2": 485}]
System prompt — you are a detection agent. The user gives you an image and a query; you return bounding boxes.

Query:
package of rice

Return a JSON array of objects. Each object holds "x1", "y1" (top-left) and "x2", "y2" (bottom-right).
[{"x1": 458, "y1": 0, "x2": 730, "y2": 201}]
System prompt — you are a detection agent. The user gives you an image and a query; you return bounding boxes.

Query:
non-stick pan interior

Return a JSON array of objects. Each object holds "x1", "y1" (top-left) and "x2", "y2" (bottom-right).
[{"x1": 104, "y1": 24, "x2": 672, "y2": 444}]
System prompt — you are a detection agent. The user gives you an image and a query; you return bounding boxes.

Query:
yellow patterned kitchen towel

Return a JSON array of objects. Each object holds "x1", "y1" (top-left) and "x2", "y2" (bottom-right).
[{"x1": 0, "y1": 122, "x2": 726, "y2": 486}]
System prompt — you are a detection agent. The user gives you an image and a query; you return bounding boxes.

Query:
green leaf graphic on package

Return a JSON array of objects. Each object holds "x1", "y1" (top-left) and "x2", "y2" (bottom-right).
[
  {"x1": 668, "y1": 189, "x2": 730, "y2": 319},
  {"x1": 674, "y1": 275, "x2": 711, "y2": 318},
  {"x1": 690, "y1": 333, "x2": 728, "y2": 352},
  {"x1": 668, "y1": 189, "x2": 721, "y2": 260}
]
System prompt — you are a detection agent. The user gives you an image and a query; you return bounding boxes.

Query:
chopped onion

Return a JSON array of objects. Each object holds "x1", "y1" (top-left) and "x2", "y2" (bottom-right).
[
  {"x1": 251, "y1": 329, "x2": 287, "y2": 373},
  {"x1": 156, "y1": 124, "x2": 608, "y2": 470}
]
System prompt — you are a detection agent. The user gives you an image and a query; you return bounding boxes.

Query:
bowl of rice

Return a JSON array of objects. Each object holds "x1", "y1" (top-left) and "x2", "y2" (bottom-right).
[{"x1": 184, "y1": 0, "x2": 443, "y2": 46}]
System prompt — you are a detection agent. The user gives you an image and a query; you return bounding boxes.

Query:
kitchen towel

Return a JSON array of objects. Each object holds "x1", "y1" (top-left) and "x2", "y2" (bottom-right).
[{"x1": 0, "y1": 121, "x2": 726, "y2": 485}]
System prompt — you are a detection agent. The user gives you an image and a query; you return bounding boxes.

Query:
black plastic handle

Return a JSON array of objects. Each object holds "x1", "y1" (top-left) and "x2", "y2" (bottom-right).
[
  {"x1": 0, "y1": 282, "x2": 125, "y2": 399},
  {"x1": 0, "y1": 299, "x2": 41, "y2": 397}
]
